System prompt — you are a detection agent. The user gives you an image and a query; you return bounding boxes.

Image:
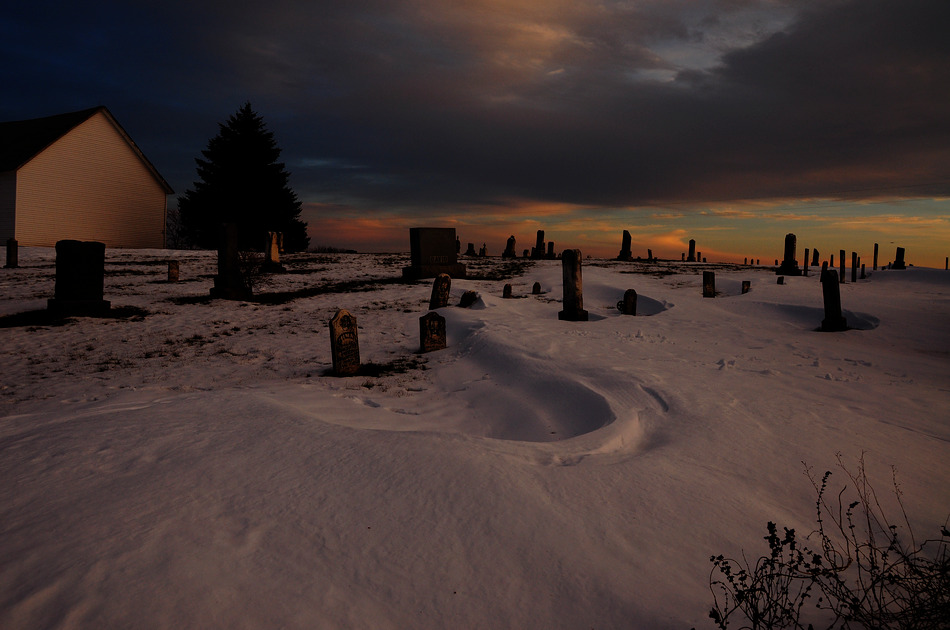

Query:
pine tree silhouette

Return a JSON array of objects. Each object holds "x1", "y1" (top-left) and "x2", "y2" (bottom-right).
[{"x1": 178, "y1": 103, "x2": 310, "y2": 251}]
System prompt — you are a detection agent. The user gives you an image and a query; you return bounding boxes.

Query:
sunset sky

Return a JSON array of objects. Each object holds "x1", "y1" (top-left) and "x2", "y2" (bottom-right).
[{"x1": 3, "y1": 0, "x2": 948, "y2": 266}]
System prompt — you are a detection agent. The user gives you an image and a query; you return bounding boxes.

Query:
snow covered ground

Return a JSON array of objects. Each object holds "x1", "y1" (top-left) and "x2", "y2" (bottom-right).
[{"x1": 2, "y1": 246, "x2": 948, "y2": 629}]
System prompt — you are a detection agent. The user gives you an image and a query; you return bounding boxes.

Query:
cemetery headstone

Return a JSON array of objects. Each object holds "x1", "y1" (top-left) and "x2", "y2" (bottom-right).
[
  {"x1": 811, "y1": 249, "x2": 819, "y2": 267},
  {"x1": 532, "y1": 281, "x2": 542, "y2": 294},
  {"x1": 167, "y1": 260, "x2": 180, "y2": 282},
  {"x1": 547, "y1": 242, "x2": 555, "y2": 259},
  {"x1": 459, "y1": 290, "x2": 479, "y2": 308},
  {"x1": 741, "y1": 280, "x2": 751, "y2": 294},
  {"x1": 329, "y1": 309, "x2": 361, "y2": 375},
  {"x1": 429, "y1": 273, "x2": 451, "y2": 309},
  {"x1": 702, "y1": 271, "x2": 716, "y2": 298},
  {"x1": 4, "y1": 238, "x2": 18, "y2": 268},
  {"x1": 479, "y1": 244, "x2": 487, "y2": 257},
  {"x1": 892, "y1": 247, "x2": 906, "y2": 270},
  {"x1": 839, "y1": 249, "x2": 846, "y2": 282},
  {"x1": 820, "y1": 269, "x2": 848, "y2": 332},
  {"x1": 873, "y1": 243, "x2": 879, "y2": 270},
  {"x1": 617, "y1": 230, "x2": 633, "y2": 261},
  {"x1": 47, "y1": 240, "x2": 111, "y2": 315},
  {"x1": 647, "y1": 249, "x2": 653, "y2": 261},
  {"x1": 776, "y1": 233, "x2": 802, "y2": 276},
  {"x1": 777, "y1": 276, "x2": 785, "y2": 285},
  {"x1": 744, "y1": 257, "x2": 748, "y2": 265},
  {"x1": 860, "y1": 264, "x2": 866, "y2": 279},
  {"x1": 533, "y1": 230, "x2": 545, "y2": 259},
  {"x1": 464, "y1": 242, "x2": 477, "y2": 256},
  {"x1": 687, "y1": 239, "x2": 696, "y2": 262},
  {"x1": 502, "y1": 236, "x2": 517, "y2": 258},
  {"x1": 503, "y1": 283, "x2": 513, "y2": 299},
  {"x1": 618, "y1": 289, "x2": 637, "y2": 315},
  {"x1": 558, "y1": 249, "x2": 588, "y2": 321},
  {"x1": 523, "y1": 249, "x2": 530, "y2": 258},
  {"x1": 419, "y1": 311, "x2": 447, "y2": 353},
  {"x1": 851, "y1": 252, "x2": 858, "y2": 283},
  {"x1": 403, "y1": 227, "x2": 466, "y2": 279},
  {"x1": 210, "y1": 223, "x2": 252, "y2": 300}
]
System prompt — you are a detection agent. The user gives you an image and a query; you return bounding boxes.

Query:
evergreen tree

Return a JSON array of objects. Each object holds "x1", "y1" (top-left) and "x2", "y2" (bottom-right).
[{"x1": 178, "y1": 103, "x2": 310, "y2": 251}]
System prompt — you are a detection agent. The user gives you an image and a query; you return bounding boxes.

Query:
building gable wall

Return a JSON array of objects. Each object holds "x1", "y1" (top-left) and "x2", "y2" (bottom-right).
[{"x1": 15, "y1": 110, "x2": 167, "y2": 248}]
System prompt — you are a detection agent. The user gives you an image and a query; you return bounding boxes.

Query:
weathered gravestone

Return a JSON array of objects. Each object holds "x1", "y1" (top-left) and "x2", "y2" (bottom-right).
[
  {"x1": 419, "y1": 311, "x2": 446, "y2": 353},
  {"x1": 618, "y1": 289, "x2": 637, "y2": 315},
  {"x1": 263, "y1": 231, "x2": 284, "y2": 272},
  {"x1": 329, "y1": 309, "x2": 361, "y2": 375},
  {"x1": 459, "y1": 290, "x2": 479, "y2": 308},
  {"x1": 4, "y1": 238, "x2": 18, "y2": 268},
  {"x1": 464, "y1": 242, "x2": 477, "y2": 256},
  {"x1": 532, "y1": 281, "x2": 542, "y2": 294},
  {"x1": 47, "y1": 240, "x2": 111, "y2": 315},
  {"x1": 547, "y1": 242, "x2": 555, "y2": 259},
  {"x1": 502, "y1": 283, "x2": 513, "y2": 299},
  {"x1": 532, "y1": 230, "x2": 545, "y2": 259},
  {"x1": 819, "y1": 269, "x2": 848, "y2": 332},
  {"x1": 558, "y1": 249, "x2": 588, "y2": 321},
  {"x1": 687, "y1": 239, "x2": 696, "y2": 262},
  {"x1": 702, "y1": 271, "x2": 716, "y2": 298},
  {"x1": 429, "y1": 273, "x2": 451, "y2": 309},
  {"x1": 167, "y1": 260, "x2": 180, "y2": 282},
  {"x1": 617, "y1": 230, "x2": 633, "y2": 261},
  {"x1": 892, "y1": 246, "x2": 907, "y2": 270},
  {"x1": 502, "y1": 236, "x2": 517, "y2": 258},
  {"x1": 210, "y1": 223, "x2": 252, "y2": 300},
  {"x1": 741, "y1": 280, "x2": 751, "y2": 294},
  {"x1": 403, "y1": 228, "x2": 466, "y2": 280},
  {"x1": 777, "y1": 233, "x2": 802, "y2": 276}
]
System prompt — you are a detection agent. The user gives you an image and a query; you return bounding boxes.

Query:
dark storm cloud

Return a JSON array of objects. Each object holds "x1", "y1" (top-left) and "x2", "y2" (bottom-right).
[{"x1": 2, "y1": 0, "x2": 947, "y2": 210}]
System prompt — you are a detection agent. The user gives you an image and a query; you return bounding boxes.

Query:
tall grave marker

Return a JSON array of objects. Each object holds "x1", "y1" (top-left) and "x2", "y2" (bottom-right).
[{"x1": 558, "y1": 249, "x2": 588, "y2": 321}]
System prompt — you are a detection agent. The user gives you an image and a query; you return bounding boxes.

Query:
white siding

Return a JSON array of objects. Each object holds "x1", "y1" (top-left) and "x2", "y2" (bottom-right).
[
  {"x1": 0, "y1": 171, "x2": 15, "y2": 241},
  {"x1": 16, "y1": 111, "x2": 167, "y2": 248}
]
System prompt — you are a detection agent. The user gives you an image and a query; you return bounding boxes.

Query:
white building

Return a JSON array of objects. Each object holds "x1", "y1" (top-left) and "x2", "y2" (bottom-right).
[{"x1": 0, "y1": 107, "x2": 173, "y2": 248}]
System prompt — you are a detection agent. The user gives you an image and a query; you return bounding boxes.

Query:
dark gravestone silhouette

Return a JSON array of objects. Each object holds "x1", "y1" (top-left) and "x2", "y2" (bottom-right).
[
  {"x1": 429, "y1": 273, "x2": 451, "y2": 309},
  {"x1": 532, "y1": 281, "x2": 542, "y2": 294},
  {"x1": 744, "y1": 257, "x2": 748, "y2": 265},
  {"x1": 702, "y1": 271, "x2": 716, "y2": 298},
  {"x1": 741, "y1": 280, "x2": 751, "y2": 294},
  {"x1": 892, "y1": 247, "x2": 907, "y2": 270},
  {"x1": 839, "y1": 249, "x2": 846, "y2": 282},
  {"x1": 777, "y1": 233, "x2": 802, "y2": 276},
  {"x1": 4, "y1": 238, "x2": 17, "y2": 268},
  {"x1": 861, "y1": 264, "x2": 866, "y2": 279},
  {"x1": 523, "y1": 249, "x2": 530, "y2": 258},
  {"x1": 329, "y1": 309, "x2": 360, "y2": 375},
  {"x1": 647, "y1": 248, "x2": 653, "y2": 261},
  {"x1": 803, "y1": 248, "x2": 810, "y2": 276},
  {"x1": 464, "y1": 242, "x2": 477, "y2": 256},
  {"x1": 459, "y1": 290, "x2": 478, "y2": 308},
  {"x1": 851, "y1": 252, "x2": 858, "y2": 283},
  {"x1": 558, "y1": 249, "x2": 588, "y2": 321},
  {"x1": 547, "y1": 242, "x2": 555, "y2": 259},
  {"x1": 618, "y1": 289, "x2": 637, "y2": 315},
  {"x1": 48, "y1": 240, "x2": 111, "y2": 315},
  {"x1": 167, "y1": 260, "x2": 180, "y2": 282},
  {"x1": 873, "y1": 243, "x2": 879, "y2": 270},
  {"x1": 820, "y1": 270, "x2": 848, "y2": 332},
  {"x1": 419, "y1": 312, "x2": 446, "y2": 353},
  {"x1": 210, "y1": 223, "x2": 252, "y2": 300},
  {"x1": 777, "y1": 276, "x2": 785, "y2": 285},
  {"x1": 533, "y1": 230, "x2": 545, "y2": 259},
  {"x1": 502, "y1": 236, "x2": 517, "y2": 258},
  {"x1": 478, "y1": 243, "x2": 487, "y2": 257},
  {"x1": 617, "y1": 230, "x2": 633, "y2": 261},
  {"x1": 502, "y1": 283, "x2": 513, "y2": 299},
  {"x1": 687, "y1": 239, "x2": 696, "y2": 262},
  {"x1": 403, "y1": 228, "x2": 466, "y2": 279},
  {"x1": 811, "y1": 249, "x2": 819, "y2": 267}
]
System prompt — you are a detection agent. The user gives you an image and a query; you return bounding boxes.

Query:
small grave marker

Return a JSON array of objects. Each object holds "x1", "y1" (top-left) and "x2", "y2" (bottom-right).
[
  {"x1": 429, "y1": 273, "x2": 451, "y2": 309},
  {"x1": 167, "y1": 260, "x2": 180, "y2": 282},
  {"x1": 502, "y1": 283, "x2": 513, "y2": 299},
  {"x1": 741, "y1": 280, "x2": 751, "y2": 294},
  {"x1": 459, "y1": 290, "x2": 479, "y2": 308},
  {"x1": 4, "y1": 238, "x2": 17, "y2": 268},
  {"x1": 419, "y1": 312, "x2": 446, "y2": 352},
  {"x1": 702, "y1": 271, "x2": 716, "y2": 298},
  {"x1": 329, "y1": 309, "x2": 361, "y2": 375},
  {"x1": 532, "y1": 281, "x2": 542, "y2": 294},
  {"x1": 618, "y1": 289, "x2": 637, "y2": 315},
  {"x1": 820, "y1": 269, "x2": 848, "y2": 332},
  {"x1": 47, "y1": 240, "x2": 111, "y2": 315}
]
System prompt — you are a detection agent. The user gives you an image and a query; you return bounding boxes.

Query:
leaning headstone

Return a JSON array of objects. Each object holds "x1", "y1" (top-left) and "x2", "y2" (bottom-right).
[
  {"x1": 647, "y1": 248, "x2": 653, "y2": 261},
  {"x1": 892, "y1": 246, "x2": 906, "y2": 270},
  {"x1": 429, "y1": 273, "x2": 451, "y2": 309},
  {"x1": 403, "y1": 227, "x2": 466, "y2": 279},
  {"x1": 741, "y1": 280, "x2": 751, "y2": 294},
  {"x1": 459, "y1": 290, "x2": 479, "y2": 308},
  {"x1": 532, "y1": 281, "x2": 542, "y2": 294},
  {"x1": 502, "y1": 283, "x2": 513, "y2": 299},
  {"x1": 502, "y1": 235, "x2": 517, "y2": 258},
  {"x1": 873, "y1": 243, "x2": 879, "y2": 270},
  {"x1": 47, "y1": 240, "x2": 111, "y2": 315},
  {"x1": 618, "y1": 289, "x2": 637, "y2": 315},
  {"x1": 820, "y1": 269, "x2": 848, "y2": 332},
  {"x1": 558, "y1": 249, "x2": 588, "y2": 321},
  {"x1": 4, "y1": 238, "x2": 18, "y2": 268},
  {"x1": 329, "y1": 309, "x2": 361, "y2": 375},
  {"x1": 617, "y1": 230, "x2": 633, "y2": 261},
  {"x1": 687, "y1": 239, "x2": 696, "y2": 262},
  {"x1": 167, "y1": 260, "x2": 180, "y2": 282},
  {"x1": 419, "y1": 311, "x2": 446, "y2": 353},
  {"x1": 702, "y1": 271, "x2": 716, "y2": 298}
]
